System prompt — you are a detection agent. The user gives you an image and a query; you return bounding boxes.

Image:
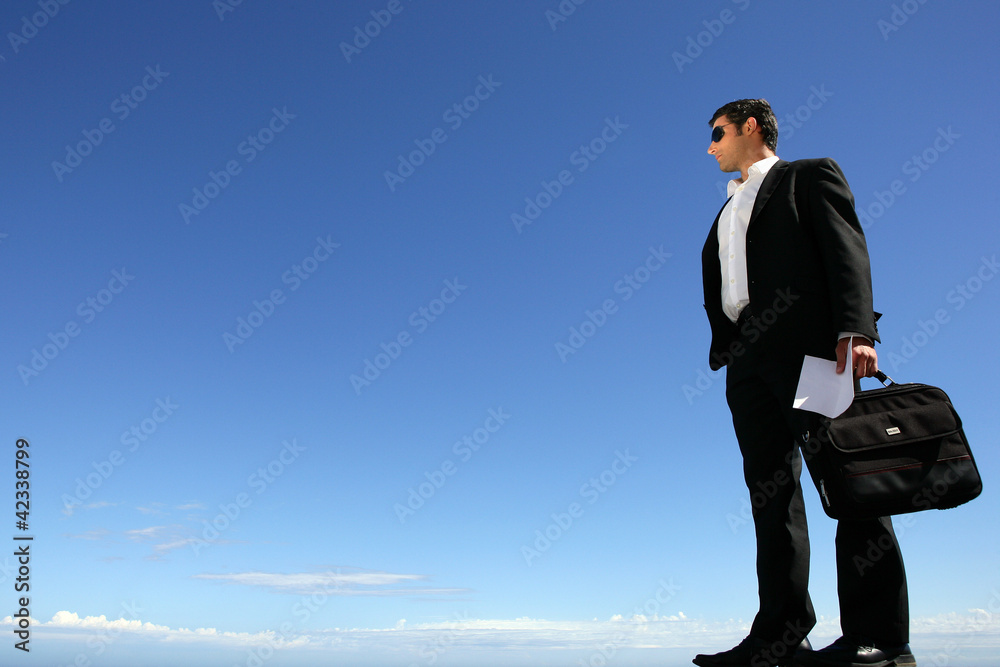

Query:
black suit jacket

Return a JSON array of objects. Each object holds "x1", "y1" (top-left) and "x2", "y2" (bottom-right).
[{"x1": 702, "y1": 158, "x2": 879, "y2": 370}]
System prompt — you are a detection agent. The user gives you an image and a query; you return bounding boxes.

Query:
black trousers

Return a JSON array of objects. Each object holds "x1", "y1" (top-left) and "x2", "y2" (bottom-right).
[{"x1": 725, "y1": 337, "x2": 909, "y2": 645}]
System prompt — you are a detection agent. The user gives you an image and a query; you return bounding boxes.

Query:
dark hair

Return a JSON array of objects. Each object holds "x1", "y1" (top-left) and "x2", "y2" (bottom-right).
[{"x1": 709, "y1": 99, "x2": 778, "y2": 151}]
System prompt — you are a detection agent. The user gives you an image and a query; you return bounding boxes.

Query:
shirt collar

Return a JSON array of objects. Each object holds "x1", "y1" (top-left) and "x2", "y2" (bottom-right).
[{"x1": 727, "y1": 155, "x2": 781, "y2": 197}]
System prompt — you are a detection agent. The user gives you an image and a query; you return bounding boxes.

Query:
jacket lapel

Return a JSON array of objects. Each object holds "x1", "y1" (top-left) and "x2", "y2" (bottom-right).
[{"x1": 747, "y1": 159, "x2": 789, "y2": 229}]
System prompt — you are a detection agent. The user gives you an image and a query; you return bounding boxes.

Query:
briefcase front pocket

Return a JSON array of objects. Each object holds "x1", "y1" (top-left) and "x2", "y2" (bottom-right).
[{"x1": 809, "y1": 383, "x2": 982, "y2": 520}]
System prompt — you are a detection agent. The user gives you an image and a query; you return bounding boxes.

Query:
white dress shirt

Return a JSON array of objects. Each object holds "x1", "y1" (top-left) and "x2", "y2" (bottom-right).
[
  {"x1": 717, "y1": 155, "x2": 868, "y2": 344},
  {"x1": 718, "y1": 155, "x2": 781, "y2": 323}
]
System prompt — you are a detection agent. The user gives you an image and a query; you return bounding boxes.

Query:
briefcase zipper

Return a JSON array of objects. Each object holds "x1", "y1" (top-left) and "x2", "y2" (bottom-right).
[{"x1": 819, "y1": 480, "x2": 831, "y2": 508}]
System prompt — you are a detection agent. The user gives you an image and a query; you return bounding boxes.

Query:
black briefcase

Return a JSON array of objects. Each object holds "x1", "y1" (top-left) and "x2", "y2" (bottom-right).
[{"x1": 803, "y1": 371, "x2": 982, "y2": 521}]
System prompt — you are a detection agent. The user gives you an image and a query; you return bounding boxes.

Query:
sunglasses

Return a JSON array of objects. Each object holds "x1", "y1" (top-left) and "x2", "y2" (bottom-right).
[{"x1": 711, "y1": 122, "x2": 735, "y2": 143}]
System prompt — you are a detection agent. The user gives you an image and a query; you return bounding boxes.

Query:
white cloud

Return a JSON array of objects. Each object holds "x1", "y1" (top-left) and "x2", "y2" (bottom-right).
[
  {"x1": 86, "y1": 501, "x2": 117, "y2": 510},
  {"x1": 61, "y1": 522, "x2": 246, "y2": 558},
  {"x1": 192, "y1": 569, "x2": 468, "y2": 597},
  {"x1": 64, "y1": 528, "x2": 111, "y2": 541},
  {"x1": 3, "y1": 611, "x2": 297, "y2": 647},
  {"x1": 913, "y1": 611, "x2": 1000, "y2": 639},
  {"x1": 125, "y1": 525, "x2": 176, "y2": 540},
  {"x1": 1, "y1": 610, "x2": 997, "y2": 664},
  {"x1": 4, "y1": 611, "x2": 997, "y2": 655},
  {"x1": 61, "y1": 500, "x2": 117, "y2": 517},
  {"x1": 175, "y1": 502, "x2": 205, "y2": 510},
  {"x1": 152, "y1": 537, "x2": 201, "y2": 554},
  {"x1": 124, "y1": 525, "x2": 208, "y2": 556}
]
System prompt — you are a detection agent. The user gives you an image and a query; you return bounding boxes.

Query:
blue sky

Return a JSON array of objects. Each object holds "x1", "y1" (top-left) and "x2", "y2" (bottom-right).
[{"x1": 2, "y1": 1, "x2": 999, "y2": 665}]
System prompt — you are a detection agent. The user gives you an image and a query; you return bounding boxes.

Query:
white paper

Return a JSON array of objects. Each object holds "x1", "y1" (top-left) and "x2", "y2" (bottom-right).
[{"x1": 792, "y1": 337, "x2": 856, "y2": 418}]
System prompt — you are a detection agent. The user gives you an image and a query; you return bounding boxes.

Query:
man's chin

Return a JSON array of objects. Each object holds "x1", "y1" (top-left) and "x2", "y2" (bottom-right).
[{"x1": 718, "y1": 163, "x2": 736, "y2": 174}]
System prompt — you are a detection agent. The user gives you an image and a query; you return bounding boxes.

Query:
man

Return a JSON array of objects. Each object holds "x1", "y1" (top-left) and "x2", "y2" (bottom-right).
[{"x1": 694, "y1": 99, "x2": 916, "y2": 667}]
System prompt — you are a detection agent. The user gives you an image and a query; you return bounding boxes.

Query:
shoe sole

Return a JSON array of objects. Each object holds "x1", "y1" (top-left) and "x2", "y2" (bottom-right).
[{"x1": 794, "y1": 653, "x2": 917, "y2": 667}]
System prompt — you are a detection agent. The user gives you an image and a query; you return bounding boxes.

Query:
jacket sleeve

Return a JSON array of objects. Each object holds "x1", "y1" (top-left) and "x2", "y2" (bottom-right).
[{"x1": 807, "y1": 158, "x2": 880, "y2": 343}]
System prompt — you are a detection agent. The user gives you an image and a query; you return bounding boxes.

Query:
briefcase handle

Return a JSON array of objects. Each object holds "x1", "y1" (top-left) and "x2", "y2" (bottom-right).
[
  {"x1": 855, "y1": 370, "x2": 896, "y2": 394},
  {"x1": 874, "y1": 370, "x2": 895, "y2": 386}
]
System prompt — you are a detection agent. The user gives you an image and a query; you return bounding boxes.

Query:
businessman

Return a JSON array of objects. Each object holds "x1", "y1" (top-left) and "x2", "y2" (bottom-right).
[{"x1": 694, "y1": 99, "x2": 915, "y2": 667}]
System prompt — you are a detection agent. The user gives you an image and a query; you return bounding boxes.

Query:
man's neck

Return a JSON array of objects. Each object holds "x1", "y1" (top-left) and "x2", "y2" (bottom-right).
[{"x1": 737, "y1": 149, "x2": 776, "y2": 183}]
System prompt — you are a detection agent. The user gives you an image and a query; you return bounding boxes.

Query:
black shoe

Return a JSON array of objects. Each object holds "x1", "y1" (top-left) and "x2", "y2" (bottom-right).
[
  {"x1": 795, "y1": 635, "x2": 917, "y2": 666},
  {"x1": 693, "y1": 635, "x2": 812, "y2": 667}
]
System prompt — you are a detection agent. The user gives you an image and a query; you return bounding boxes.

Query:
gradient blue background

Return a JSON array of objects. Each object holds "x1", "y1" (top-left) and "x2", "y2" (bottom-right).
[{"x1": 1, "y1": 1, "x2": 998, "y2": 665}]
